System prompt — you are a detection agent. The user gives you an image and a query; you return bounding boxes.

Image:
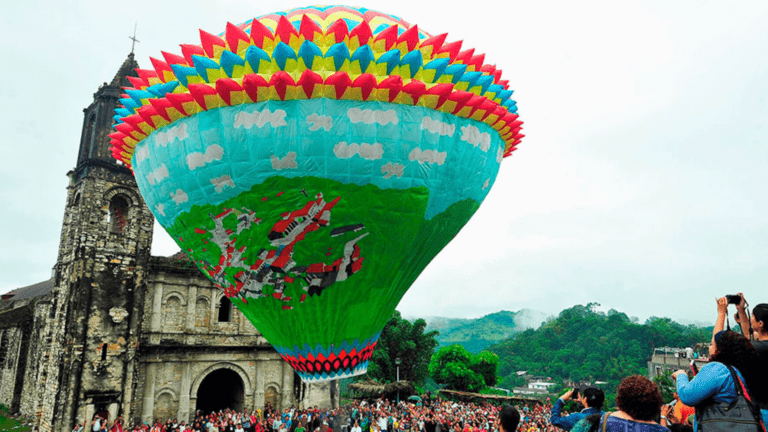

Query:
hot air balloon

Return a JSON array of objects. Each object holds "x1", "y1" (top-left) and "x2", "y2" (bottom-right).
[{"x1": 110, "y1": 5, "x2": 523, "y2": 382}]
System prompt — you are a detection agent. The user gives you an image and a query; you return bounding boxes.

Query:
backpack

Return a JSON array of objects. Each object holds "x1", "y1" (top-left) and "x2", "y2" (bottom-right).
[{"x1": 698, "y1": 365, "x2": 766, "y2": 432}]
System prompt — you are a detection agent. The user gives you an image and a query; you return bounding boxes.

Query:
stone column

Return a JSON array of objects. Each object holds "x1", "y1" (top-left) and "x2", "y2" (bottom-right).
[
  {"x1": 142, "y1": 362, "x2": 157, "y2": 424},
  {"x1": 280, "y1": 362, "x2": 293, "y2": 410},
  {"x1": 150, "y1": 283, "x2": 164, "y2": 344},
  {"x1": 185, "y1": 286, "x2": 197, "y2": 345},
  {"x1": 108, "y1": 403, "x2": 119, "y2": 425},
  {"x1": 178, "y1": 362, "x2": 192, "y2": 422},
  {"x1": 254, "y1": 360, "x2": 265, "y2": 410},
  {"x1": 84, "y1": 404, "x2": 95, "y2": 426}
]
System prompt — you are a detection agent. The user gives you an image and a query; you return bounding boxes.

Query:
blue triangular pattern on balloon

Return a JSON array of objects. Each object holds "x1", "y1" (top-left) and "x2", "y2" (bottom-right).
[
  {"x1": 326, "y1": 42, "x2": 351, "y2": 71},
  {"x1": 170, "y1": 64, "x2": 198, "y2": 88},
  {"x1": 400, "y1": 51, "x2": 423, "y2": 78},
  {"x1": 273, "y1": 42, "x2": 297, "y2": 71},
  {"x1": 191, "y1": 55, "x2": 221, "y2": 82},
  {"x1": 245, "y1": 45, "x2": 271, "y2": 72},
  {"x1": 351, "y1": 45, "x2": 374, "y2": 72},
  {"x1": 298, "y1": 41, "x2": 322, "y2": 69},
  {"x1": 220, "y1": 50, "x2": 245, "y2": 78},
  {"x1": 377, "y1": 49, "x2": 401, "y2": 75},
  {"x1": 146, "y1": 81, "x2": 180, "y2": 97}
]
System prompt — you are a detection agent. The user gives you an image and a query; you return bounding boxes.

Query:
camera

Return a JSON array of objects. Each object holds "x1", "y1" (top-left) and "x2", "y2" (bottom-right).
[{"x1": 725, "y1": 295, "x2": 741, "y2": 305}]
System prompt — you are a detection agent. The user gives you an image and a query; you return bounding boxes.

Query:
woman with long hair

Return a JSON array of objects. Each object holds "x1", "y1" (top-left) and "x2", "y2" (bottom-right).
[{"x1": 674, "y1": 330, "x2": 759, "y2": 429}]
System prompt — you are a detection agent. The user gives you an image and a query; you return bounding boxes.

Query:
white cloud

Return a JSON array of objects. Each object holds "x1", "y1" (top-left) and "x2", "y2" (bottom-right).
[
  {"x1": 381, "y1": 162, "x2": 404, "y2": 179},
  {"x1": 146, "y1": 164, "x2": 169, "y2": 185},
  {"x1": 234, "y1": 108, "x2": 288, "y2": 129},
  {"x1": 347, "y1": 108, "x2": 398, "y2": 125},
  {"x1": 306, "y1": 113, "x2": 332, "y2": 131},
  {"x1": 333, "y1": 142, "x2": 384, "y2": 160},
  {"x1": 155, "y1": 203, "x2": 165, "y2": 216},
  {"x1": 421, "y1": 117, "x2": 455, "y2": 137},
  {"x1": 409, "y1": 148, "x2": 447, "y2": 165},
  {"x1": 483, "y1": 178, "x2": 490, "y2": 190},
  {"x1": 461, "y1": 125, "x2": 491, "y2": 152},
  {"x1": 170, "y1": 189, "x2": 189, "y2": 205},
  {"x1": 211, "y1": 175, "x2": 234, "y2": 193},
  {"x1": 186, "y1": 144, "x2": 224, "y2": 170},
  {"x1": 135, "y1": 145, "x2": 150, "y2": 163},
  {"x1": 271, "y1": 152, "x2": 297, "y2": 170},
  {"x1": 496, "y1": 146, "x2": 504, "y2": 164},
  {"x1": 155, "y1": 123, "x2": 189, "y2": 147}
]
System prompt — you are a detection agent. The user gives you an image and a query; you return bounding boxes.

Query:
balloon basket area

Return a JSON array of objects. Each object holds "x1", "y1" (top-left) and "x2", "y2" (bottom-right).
[{"x1": 277, "y1": 335, "x2": 378, "y2": 382}]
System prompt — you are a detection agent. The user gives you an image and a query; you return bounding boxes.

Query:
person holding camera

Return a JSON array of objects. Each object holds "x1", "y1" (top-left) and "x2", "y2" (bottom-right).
[
  {"x1": 732, "y1": 294, "x2": 768, "y2": 426},
  {"x1": 550, "y1": 387, "x2": 605, "y2": 431}
]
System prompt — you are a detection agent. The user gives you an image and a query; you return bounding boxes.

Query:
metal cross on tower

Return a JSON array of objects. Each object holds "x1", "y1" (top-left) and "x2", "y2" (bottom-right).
[{"x1": 129, "y1": 22, "x2": 139, "y2": 54}]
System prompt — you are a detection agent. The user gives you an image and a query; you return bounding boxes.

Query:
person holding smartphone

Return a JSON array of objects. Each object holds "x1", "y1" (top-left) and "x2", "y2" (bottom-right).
[{"x1": 550, "y1": 387, "x2": 605, "y2": 431}]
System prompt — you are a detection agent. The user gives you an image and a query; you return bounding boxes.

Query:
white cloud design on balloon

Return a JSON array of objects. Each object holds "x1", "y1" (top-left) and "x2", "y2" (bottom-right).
[
  {"x1": 381, "y1": 162, "x2": 404, "y2": 179},
  {"x1": 333, "y1": 142, "x2": 384, "y2": 160},
  {"x1": 307, "y1": 113, "x2": 332, "y2": 131},
  {"x1": 461, "y1": 124, "x2": 491, "y2": 152},
  {"x1": 347, "y1": 108, "x2": 398, "y2": 125},
  {"x1": 155, "y1": 123, "x2": 189, "y2": 147},
  {"x1": 234, "y1": 108, "x2": 288, "y2": 129},
  {"x1": 146, "y1": 164, "x2": 169, "y2": 185},
  {"x1": 409, "y1": 148, "x2": 447, "y2": 165},
  {"x1": 211, "y1": 175, "x2": 234, "y2": 193},
  {"x1": 421, "y1": 117, "x2": 455, "y2": 137},
  {"x1": 187, "y1": 144, "x2": 224, "y2": 170},
  {"x1": 271, "y1": 152, "x2": 298, "y2": 170}
]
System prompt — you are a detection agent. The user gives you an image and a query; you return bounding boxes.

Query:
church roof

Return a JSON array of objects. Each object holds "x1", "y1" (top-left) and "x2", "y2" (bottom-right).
[
  {"x1": 110, "y1": 53, "x2": 139, "y2": 87},
  {"x1": 1, "y1": 278, "x2": 54, "y2": 302}
]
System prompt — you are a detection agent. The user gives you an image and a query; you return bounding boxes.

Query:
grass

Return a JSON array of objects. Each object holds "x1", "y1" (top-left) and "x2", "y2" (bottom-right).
[{"x1": 0, "y1": 404, "x2": 33, "y2": 431}]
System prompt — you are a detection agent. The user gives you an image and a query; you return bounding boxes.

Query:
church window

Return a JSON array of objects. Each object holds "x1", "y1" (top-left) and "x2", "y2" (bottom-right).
[
  {"x1": 83, "y1": 113, "x2": 96, "y2": 158},
  {"x1": 101, "y1": 343, "x2": 108, "y2": 361},
  {"x1": 217, "y1": 296, "x2": 233, "y2": 323},
  {"x1": 108, "y1": 196, "x2": 129, "y2": 235},
  {"x1": 73, "y1": 193, "x2": 81, "y2": 207},
  {"x1": 0, "y1": 331, "x2": 8, "y2": 368}
]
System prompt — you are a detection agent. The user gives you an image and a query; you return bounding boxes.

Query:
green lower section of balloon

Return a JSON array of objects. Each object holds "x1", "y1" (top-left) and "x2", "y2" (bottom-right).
[{"x1": 167, "y1": 175, "x2": 478, "y2": 351}]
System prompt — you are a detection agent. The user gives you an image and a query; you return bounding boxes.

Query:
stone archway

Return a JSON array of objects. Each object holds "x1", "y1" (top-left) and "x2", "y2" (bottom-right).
[{"x1": 195, "y1": 368, "x2": 245, "y2": 414}]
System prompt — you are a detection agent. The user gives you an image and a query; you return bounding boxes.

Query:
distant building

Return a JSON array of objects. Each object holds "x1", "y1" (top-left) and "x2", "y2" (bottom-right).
[
  {"x1": 647, "y1": 346, "x2": 710, "y2": 379},
  {"x1": 512, "y1": 377, "x2": 556, "y2": 396}
]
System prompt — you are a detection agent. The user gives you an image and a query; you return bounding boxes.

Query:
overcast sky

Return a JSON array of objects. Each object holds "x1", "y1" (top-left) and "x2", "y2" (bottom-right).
[{"x1": 1, "y1": 0, "x2": 767, "y2": 326}]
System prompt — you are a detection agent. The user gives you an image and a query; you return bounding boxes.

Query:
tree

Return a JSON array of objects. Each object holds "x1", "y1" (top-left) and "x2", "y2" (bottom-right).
[
  {"x1": 470, "y1": 351, "x2": 499, "y2": 387},
  {"x1": 429, "y1": 344, "x2": 496, "y2": 392},
  {"x1": 363, "y1": 310, "x2": 439, "y2": 385}
]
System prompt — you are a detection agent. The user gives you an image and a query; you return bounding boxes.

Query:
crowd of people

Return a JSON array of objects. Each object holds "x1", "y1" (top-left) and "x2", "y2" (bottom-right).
[{"x1": 74, "y1": 294, "x2": 767, "y2": 432}]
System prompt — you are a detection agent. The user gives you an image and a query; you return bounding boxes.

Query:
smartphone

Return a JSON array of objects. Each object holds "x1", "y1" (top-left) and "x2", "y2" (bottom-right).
[
  {"x1": 572, "y1": 388, "x2": 579, "y2": 398},
  {"x1": 690, "y1": 359, "x2": 699, "y2": 376}
]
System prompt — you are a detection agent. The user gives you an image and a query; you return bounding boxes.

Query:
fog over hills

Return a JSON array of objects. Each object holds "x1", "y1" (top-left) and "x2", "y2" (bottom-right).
[{"x1": 404, "y1": 309, "x2": 551, "y2": 353}]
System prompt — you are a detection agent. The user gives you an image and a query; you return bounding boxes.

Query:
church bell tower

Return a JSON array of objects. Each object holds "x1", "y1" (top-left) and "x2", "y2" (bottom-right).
[{"x1": 37, "y1": 53, "x2": 155, "y2": 432}]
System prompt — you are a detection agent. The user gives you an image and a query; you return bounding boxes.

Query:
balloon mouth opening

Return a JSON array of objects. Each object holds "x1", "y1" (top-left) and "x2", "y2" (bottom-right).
[{"x1": 278, "y1": 334, "x2": 379, "y2": 382}]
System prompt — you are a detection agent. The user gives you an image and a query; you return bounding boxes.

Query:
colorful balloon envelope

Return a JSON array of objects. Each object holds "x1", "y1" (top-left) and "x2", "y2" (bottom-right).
[{"x1": 110, "y1": 6, "x2": 524, "y2": 382}]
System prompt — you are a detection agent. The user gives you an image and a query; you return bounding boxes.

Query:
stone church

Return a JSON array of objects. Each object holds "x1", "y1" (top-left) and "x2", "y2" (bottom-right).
[{"x1": 0, "y1": 53, "x2": 336, "y2": 432}]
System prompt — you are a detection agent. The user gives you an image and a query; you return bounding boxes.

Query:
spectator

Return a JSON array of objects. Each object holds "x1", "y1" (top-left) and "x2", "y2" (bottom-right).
[
  {"x1": 734, "y1": 295, "x2": 768, "y2": 424},
  {"x1": 673, "y1": 329, "x2": 760, "y2": 430},
  {"x1": 600, "y1": 375, "x2": 668, "y2": 432},
  {"x1": 550, "y1": 387, "x2": 605, "y2": 430},
  {"x1": 498, "y1": 406, "x2": 520, "y2": 432}
]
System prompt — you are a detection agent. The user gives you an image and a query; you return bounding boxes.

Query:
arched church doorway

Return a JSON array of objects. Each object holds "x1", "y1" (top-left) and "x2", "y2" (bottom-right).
[{"x1": 195, "y1": 368, "x2": 245, "y2": 414}]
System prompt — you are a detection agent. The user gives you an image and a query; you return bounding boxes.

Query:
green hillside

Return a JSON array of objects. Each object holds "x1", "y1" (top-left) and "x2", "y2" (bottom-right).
[
  {"x1": 488, "y1": 303, "x2": 713, "y2": 406},
  {"x1": 422, "y1": 309, "x2": 549, "y2": 353}
]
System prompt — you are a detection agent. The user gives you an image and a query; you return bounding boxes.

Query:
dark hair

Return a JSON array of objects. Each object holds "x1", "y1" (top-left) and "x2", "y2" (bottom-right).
[
  {"x1": 711, "y1": 331, "x2": 756, "y2": 374},
  {"x1": 582, "y1": 388, "x2": 605, "y2": 409},
  {"x1": 615, "y1": 375, "x2": 663, "y2": 421},
  {"x1": 669, "y1": 425, "x2": 693, "y2": 432},
  {"x1": 498, "y1": 405, "x2": 520, "y2": 432},
  {"x1": 753, "y1": 304, "x2": 768, "y2": 328}
]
